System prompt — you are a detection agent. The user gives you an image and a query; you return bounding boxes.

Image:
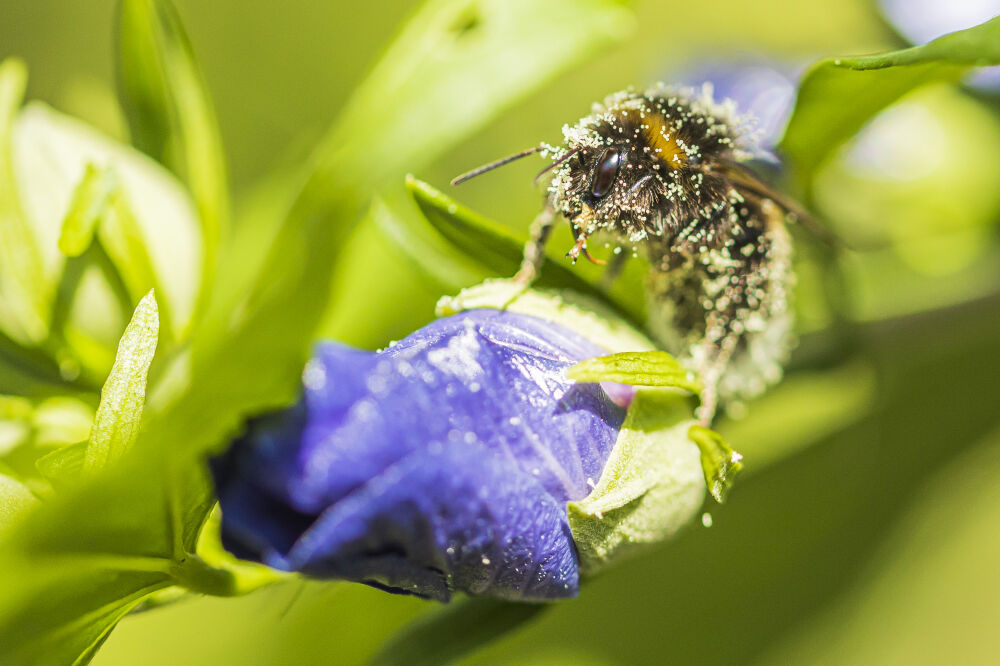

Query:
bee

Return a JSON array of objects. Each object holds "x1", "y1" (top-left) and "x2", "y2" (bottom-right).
[{"x1": 452, "y1": 84, "x2": 799, "y2": 423}]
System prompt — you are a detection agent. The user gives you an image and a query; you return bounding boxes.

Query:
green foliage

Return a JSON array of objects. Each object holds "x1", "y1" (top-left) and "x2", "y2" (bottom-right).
[
  {"x1": 0, "y1": 59, "x2": 49, "y2": 346},
  {"x1": 82, "y1": 291, "x2": 158, "y2": 473},
  {"x1": 781, "y1": 16, "x2": 1000, "y2": 191},
  {"x1": 58, "y1": 165, "x2": 118, "y2": 258},
  {"x1": 0, "y1": 0, "x2": 644, "y2": 662},
  {"x1": 407, "y1": 176, "x2": 647, "y2": 325},
  {"x1": 117, "y1": 0, "x2": 230, "y2": 310},
  {"x1": 2, "y1": 2, "x2": 1000, "y2": 665}
]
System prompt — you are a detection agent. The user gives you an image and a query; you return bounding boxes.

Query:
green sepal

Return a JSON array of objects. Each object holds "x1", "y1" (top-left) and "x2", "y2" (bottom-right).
[
  {"x1": 436, "y1": 278, "x2": 655, "y2": 353},
  {"x1": 687, "y1": 425, "x2": 744, "y2": 504},
  {"x1": 568, "y1": 351, "x2": 702, "y2": 394},
  {"x1": 568, "y1": 388, "x2": 706, "y2": 576}
]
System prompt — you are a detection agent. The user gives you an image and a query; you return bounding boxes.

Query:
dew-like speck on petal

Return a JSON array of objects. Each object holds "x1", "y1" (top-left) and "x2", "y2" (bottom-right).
[{"x1": 302, "y1": 358, "x2": 327, "y2": 391}]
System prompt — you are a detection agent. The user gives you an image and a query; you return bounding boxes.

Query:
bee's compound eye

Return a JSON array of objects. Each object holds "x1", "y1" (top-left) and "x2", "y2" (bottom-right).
[{"x1": 590, "y1": 147, "x2": 621, "y2": 199}]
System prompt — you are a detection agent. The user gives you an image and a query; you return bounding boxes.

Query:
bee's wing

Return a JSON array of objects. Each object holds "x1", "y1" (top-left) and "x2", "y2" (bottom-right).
[{"x1": 706, "y1": 158, "x2": 842, "y2": 247}]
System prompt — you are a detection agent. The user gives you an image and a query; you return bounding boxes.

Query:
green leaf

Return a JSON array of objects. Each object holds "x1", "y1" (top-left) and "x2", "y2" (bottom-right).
[
  {"x1": 372, "y1": 596, "x2": 547, "y2": 666},
  {"x1": 687, "y1": 425, "x2": 744, "y2": 504},
  {"x1": 0, "y1": 58, "x2": 49, "y2": 346},
  {"x1": 780, "y1": 16, "x2": 1000, "y2": 190},
  {"x1": 31, "y1": 397, "x2": 95, "y2": 449},
  {"x1": 568, "y1": 388, "x2": 706, "y2": 576},
  {"x1": 568, "y1": 351, "x2": 702, "y2": 394},
  {"x1": 370, "y1": 194, "x2": 497, "y2": 291},
  {"x1": 0, "y1": 563, "x2": 169, "y2": 666},
  {"x1": 83, "y1": 290, "x2": 158, "y2": 473},
  {"x1": 58, "y1": 165, "x2": 118, "y2": 257},
  {"x1": 407, "y1": 176, "x2": 648, "y2": 328},
  {"x1": 0, "y1": 447, "x2": 225, "y2": 664},
  {"x1": 13, "y1": 103, "x2": 201, "y2": 341},
  {"x1": 117, "y1": 0, "x2": 229, "y2": 313},
  {"x1": 0, "y1": 470, "x2": 37, "y2": 533},
  {"x1": 55, "y1": 161, "x2": 166, "y2": 323},
  {"x1": 0, "y1": 454, "x2": 177, "y2": 665},
  {"x1": 191, "y1": 505, "x2": 289, "y2": 596}
]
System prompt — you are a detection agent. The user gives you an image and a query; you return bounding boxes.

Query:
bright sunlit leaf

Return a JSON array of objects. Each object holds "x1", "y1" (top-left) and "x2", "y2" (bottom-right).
[{"x1": 83, "y1": 290, "x2": 158, "y2": 473}]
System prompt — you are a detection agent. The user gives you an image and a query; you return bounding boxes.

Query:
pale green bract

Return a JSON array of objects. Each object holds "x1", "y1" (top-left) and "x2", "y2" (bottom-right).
[
  {"x1": 569, "y1": 388, "x2": 705, "y2": 575},
  {"x1": 436, "y1": 278, "x2": 656, "y2": 353},
  {"x1": 83, "y1": 290, "x2": 159, "y2": 473}
]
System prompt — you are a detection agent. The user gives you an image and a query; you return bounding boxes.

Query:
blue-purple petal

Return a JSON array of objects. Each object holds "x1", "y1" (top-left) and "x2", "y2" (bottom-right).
[{"x1": 214, "y1": 309, "x2": 626, "y2": 601}]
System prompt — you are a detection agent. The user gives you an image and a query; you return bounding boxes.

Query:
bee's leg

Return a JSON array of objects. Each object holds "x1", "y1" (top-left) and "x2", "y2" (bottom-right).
[
  {"x1": 514, "y1": 205, "x2": 556, "y2": 285},
  {"x1": 566, "y1": 221, "x2": 606, "y2": 266},
  {"x1": 599, "y1": 248, "x2": 629, "y2": 289},
  {"x1": 693, "y1": 317, "x2": 741, "y2": 425}
]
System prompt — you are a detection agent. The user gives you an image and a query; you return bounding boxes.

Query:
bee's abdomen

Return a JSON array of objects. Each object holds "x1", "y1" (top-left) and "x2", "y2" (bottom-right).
[{"x1": 646, "y1": 200, "x2": 793, "y2": 406}]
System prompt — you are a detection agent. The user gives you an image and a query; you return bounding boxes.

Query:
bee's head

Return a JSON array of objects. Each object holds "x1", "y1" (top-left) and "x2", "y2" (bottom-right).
[
  {"x1": 451, "y1": 85, "x2": 754, "y2": 246},
  {"x1": 546, "y1": 87, "x2": 750, "y2": 243}
]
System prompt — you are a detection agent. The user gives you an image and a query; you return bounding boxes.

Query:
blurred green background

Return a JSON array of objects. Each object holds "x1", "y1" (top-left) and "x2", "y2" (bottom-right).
[{"x1": 3, "y1": 0, "x2": 999, "y2": 664}]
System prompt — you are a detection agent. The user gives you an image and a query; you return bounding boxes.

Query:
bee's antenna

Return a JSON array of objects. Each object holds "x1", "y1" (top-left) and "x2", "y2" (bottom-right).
[
  {"x1": 451, "y1": 146, "x2": 544, "y2": 186},
  {"x1": 533, "y1": 147, "x2": 580, "y2": 185}
]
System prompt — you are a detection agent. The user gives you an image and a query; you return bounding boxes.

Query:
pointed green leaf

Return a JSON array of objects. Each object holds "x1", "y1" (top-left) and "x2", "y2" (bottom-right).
[
  {"x1": 408, "y1": 176, "x2": 647, "y2": 327},
  {"x1": 83, "y1": 290, "x2": 159, "y2": 472},
  {"x1": 58, "y1": 164, "x2": 118, "y2": 257},
  {"x1": 780, "y1": 16, "x2": 1000, "y2": 190},
  {"x1": 0, "y1": 58, "x2": 49, "y2": 345},
  {"x1": 568, "y1": 388, "x2": 706, "y2": 575},
  {"x1": 117, "y1": 0, "x2": 229, "y2": 318},
  {"x1": 370, "y1": 194, "x2": 497, "y2": 290},
  {"x1": 687, "y1": 424, "x2": 744, "y2": 503},
  {"x1": 568, "y1": 351, "x2": 703, "y2": 394}
]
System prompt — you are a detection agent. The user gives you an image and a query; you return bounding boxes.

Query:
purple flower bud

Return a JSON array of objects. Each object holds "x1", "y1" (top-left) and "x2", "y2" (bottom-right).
[{"x1": 213, "y1": 309, "x2": 626, "y2": 601}]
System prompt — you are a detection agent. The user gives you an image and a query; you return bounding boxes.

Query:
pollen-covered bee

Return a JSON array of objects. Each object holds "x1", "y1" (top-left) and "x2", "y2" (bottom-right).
[{"x1": 452, "y1": 85, "x2": 799, "y2": 422}]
